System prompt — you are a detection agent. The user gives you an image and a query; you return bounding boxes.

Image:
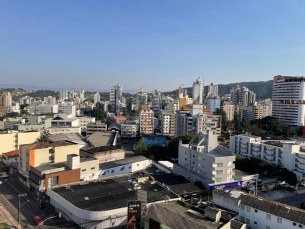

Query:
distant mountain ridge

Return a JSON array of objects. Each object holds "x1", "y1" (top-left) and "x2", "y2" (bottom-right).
[{"x1": 163, "y1": 80, "x2": 273, "y2": 100}]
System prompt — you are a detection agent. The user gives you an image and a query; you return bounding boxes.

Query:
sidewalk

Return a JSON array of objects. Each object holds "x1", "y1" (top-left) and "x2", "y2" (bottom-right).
[{"x1": 0, "y1": 203, "x2": 18, "y2": 228}]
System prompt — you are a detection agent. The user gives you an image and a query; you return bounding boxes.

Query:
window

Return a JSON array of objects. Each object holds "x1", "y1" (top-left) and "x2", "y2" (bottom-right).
[
  {"x1": 137, "y1": 164, "x2": 139, "y2": 166},
  {"x1": 266, "y1": 226, "x2": 270, "y2": 229},
  {"x1": 277, "y1": 217, "x2": 282, "y2": 224},
  {"x1": 240, "y1": 216, "x2": 244, "y2": 222},
  {"x1": 241, "y1": 205, "x2": 245, "y2": 210},
  {"x1": 294, "y1": 223, "x2": 297, "y2": 226},
  {"x1": 255, "y1": 209, "x2": 258, "y2": 213},
  {"x1": 82, "y1": 169, "x2": 86, "y2": 172},
  {"x1": 91, "y1": 167, "x2": 95, "y2": 170},
  {"x1": 300, "y1": 225, "x2": 303, "y2": 228},
  {"x1": 111, "y1": 170, "x2": 114, "y2": 173},
  {"x1": 216, "y1": 170, "x2": 223, "y2": 175},
  {"x1": 246, "y1": 218, "x2": 250, "y2": 224},
  {"x1": 266, "y1": 213, "x2": 271, "y2": 220},
  {"x1": 102, "y1": 172, "x2": 106, "y2": 175},
  {"x1": 246, "y1": 206, "x2": 251, "y2": 212},
  {"x1": 254, "y1": 221, "x2": 257, "y2": 225}
]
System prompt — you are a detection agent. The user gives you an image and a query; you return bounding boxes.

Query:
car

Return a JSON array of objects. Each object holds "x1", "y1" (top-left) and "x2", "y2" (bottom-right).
[
  {"x1": 33, "y1": 216, "x2": 43, "y2": 225},
  {"x1": 280, "y1": 183, "x2": 290, "y2": 188},
  {"x1": 0, "y1": 172, "x2": 8, "y2": 178},
  {"x1": 299, "y1": 182, "x2": 305, "y2": 187}
]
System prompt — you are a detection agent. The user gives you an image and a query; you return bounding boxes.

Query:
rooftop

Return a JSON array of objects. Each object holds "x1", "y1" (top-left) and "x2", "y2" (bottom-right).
[
  {"x1": 263, "y1": 141, "x2": 284, "y2": 148},
  {"x1": 34, "y1": 162, "x2": 67, "y2": 172},
  {"x1": 81, "y1": 145, "x2": 122, "y2": 155},
  {"x1": 3, "y1": 149, "x2": 19, "y2": 158},
  {"x1": 216, "y1": 190, "x2": 305, "y2": 225},
  {"x1": 99, "y1": 155, "x2": 148, "y2": 170},
  {"x1": 146, "y1": 201, "x2": 230, "y2": 229},
  {"x1": 48, "y1": 133, "x2": 87, "y2": 146},
  {"x1": 51, "y1": 174, "x2": 179, "y2": 211},
  {"x1": 20, "y1": 140, "x2": 76, "y2": 150},
  {"x1": 86, "y1": 132, "x2": 115, "y2": 147}
]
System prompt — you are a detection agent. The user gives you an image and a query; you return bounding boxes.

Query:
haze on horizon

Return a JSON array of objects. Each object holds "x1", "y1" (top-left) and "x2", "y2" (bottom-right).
[{"x1": 0, "y1": 0, "x2": 304, "y2": 92}]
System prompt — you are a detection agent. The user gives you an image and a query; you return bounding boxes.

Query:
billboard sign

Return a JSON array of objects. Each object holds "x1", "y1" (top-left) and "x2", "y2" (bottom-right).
[
  {"x1": 127, "y1": 200, "x2": 141, "y2": 229},
  {"x1": 210, "y1": 181, "x2": 242, "y2": 191}
]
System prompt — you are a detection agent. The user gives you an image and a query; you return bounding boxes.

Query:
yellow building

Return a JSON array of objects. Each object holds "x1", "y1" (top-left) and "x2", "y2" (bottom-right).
[
  {"x1": 19, "y1": 140, "x2": 79, "y2": 187},
  {"x1": 0, "y1": 130, "x2": 40, "y2": 156}
]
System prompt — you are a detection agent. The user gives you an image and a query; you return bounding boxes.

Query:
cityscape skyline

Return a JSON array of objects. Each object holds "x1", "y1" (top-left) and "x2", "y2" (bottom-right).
[{"x1": 1, "y1": 0, "x2": 304, "y2": 91}]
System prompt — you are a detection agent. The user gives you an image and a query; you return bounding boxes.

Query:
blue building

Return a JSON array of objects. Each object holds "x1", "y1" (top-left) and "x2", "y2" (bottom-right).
[{"x1": 143, "y1": 136, "x2": 167, "y2": 147}]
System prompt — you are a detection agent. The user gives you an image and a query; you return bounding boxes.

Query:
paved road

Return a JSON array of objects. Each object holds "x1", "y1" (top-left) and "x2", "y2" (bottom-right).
[
  {"x1": 0, "y1": 174, "x2": 79, "y2": 229},
  {"x1": 275, "y1": 192, "x2": 305, "y2": 207}
]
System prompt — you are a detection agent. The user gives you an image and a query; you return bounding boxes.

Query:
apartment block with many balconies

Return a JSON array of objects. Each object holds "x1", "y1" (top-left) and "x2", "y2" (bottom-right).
[
  {"x1": 140, "y1": 109, "x2": 154, "y2": 135},
  {"x1": 229, "y1": 133, "x2": 305, "y2": 181}
]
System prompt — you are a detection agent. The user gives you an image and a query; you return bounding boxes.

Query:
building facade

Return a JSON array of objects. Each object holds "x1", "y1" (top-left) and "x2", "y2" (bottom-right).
[
  {"x1": 192, "y1": 77, "x2": 204, "y2": 104},
  {"x1": 173, "y1": 131, "x2": 236, "y2": 189},
  {"x1": 110, "y1": 83, "x2": 123, "y2": 113},
  {"x1": 206, "y1": 96, "x2": 221, "y2": 114},
  {"x1": 140, "y1": 109, "x2": 154, "y2": 135},
  {"x1": 272, "y1": 75, "x2": 305, "y2": 128},
  {"x1": 159, "y1": 111, "x2": 175, "y2": 136},
  {"x1": 229, "y1": 133, "x2": 305, "y2": 180},
  {"x1": 230, "y1": 85, "x2": 256, "y2": 107}
]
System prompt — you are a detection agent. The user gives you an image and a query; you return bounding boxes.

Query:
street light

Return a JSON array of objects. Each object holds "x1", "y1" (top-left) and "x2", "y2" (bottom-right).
[{"x1": 17, "y1": 193, "x2": 27, "y2": 225}]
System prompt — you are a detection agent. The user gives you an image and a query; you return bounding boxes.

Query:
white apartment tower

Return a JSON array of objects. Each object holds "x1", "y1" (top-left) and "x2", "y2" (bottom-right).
[
  {"x1": 59, "y1": 90, "x2": 69, "y2": 101},
  {"x1": 272, "y1": 75, "x2": 305, "y2": 128},
  {"x1": 110, "y1": 83, "x2": 123, "y2": 113},
  {"x1": 192, "y1": 77, "x2": 204, "y2": 104},
  {"x1": 159, "y1": 111, "x2": 175, "y2": 136},
  {"x1": 140, "y1": 109, "x2": 154, "y2": 135},
  {"x1": 230, "y1": 85, "x2": 256, "y2": 107},
  {"x1": 204, "y1": 83, "x2": 218, "y2": 98},
  {"x1": 136, "y1": 87, "x2": 147, "y2": 110},
  {"x1": 94, "y1": 93, "x2": 100, "y2": 105},
  {"x1": 173, "y1": 131, "x2": 236, "y2": 189},
  {"x1": 206, "y1": 96, "x2": 221, "y2": 114}
]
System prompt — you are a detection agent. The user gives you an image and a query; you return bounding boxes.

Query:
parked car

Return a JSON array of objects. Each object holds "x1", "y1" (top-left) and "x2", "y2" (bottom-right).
[
  {"x1": 299, "y1": 182, "x2": 305, "y2": 187},
  {"x1": 0, "y1": 172, "x2": 8, "y2": 178},
  {"x1": 280, "y1": 183, "x2": 290, "y2": 188},
  {"x1": 33, "y1": 216, "x2": 43, "y2": 225}
]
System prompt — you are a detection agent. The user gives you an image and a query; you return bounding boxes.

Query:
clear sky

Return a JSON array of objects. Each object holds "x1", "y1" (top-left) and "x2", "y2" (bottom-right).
[{"x1": 0, "y1": 0, "x2": 304, "y2": 92}]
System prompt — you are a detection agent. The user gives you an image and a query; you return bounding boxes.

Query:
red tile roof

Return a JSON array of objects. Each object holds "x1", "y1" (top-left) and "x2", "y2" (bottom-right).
[{"x1": 4, "y1": 150, "x2": 19, "y2": 158}]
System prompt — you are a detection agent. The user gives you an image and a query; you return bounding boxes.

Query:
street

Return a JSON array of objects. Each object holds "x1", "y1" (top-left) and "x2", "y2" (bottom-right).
[{"x1": 0, "y1": 174, "x2": 79, "y2": 229}]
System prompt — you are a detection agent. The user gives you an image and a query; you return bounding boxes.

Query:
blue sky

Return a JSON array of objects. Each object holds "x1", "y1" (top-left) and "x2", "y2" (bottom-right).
[{"x1": 0, "y1": 0, "x2": 304, "y2": 92}]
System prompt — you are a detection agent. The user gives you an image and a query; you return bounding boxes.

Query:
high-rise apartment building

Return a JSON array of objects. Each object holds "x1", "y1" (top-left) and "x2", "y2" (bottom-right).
[
  {"x1": 192, "y1": 77, "x2": 204, "y2": 104},
  {"x1": 136, "y1": 87, "x2": 147, "y2": 111},
  {"x1": 173, "y1": 131, "x2": 236, "y2": 189},
  {"x1": 221, "y1": 103, "x2": 235, "y2": 121},
  {"x1": 110, "y1": 83, "x2": 123, "y2": 113},
  {"x1": 151, "y1": 89, "x2": 162, "y2": 113},
  {"x1": 94, "y1": 93, "x2": 100, "y2": 105},
  {"x1": 204, "y1": 83, "x2": 218, "y2": 98},
  {"x1": 230, "y1": 85, "x2": 256, "y2": 107},
  {"x1": 140, "y1": 109, "x2": 154, "y2": 135},
  {"x1": 272, "y1": 75, "x2": 305, "y2": 128},
  {"x1": 44, "y1": 96, "x2": 56, "y2": 105},
  {"x1": 58, "y1": 102, "x2": 76, "y2": 117},
  {"x1": 70, "y1": 89, "x2": 85, "y2": 101},
  {"x1": 159, "y1": 111, "x2": 175, "y2": 136},
  {"x1": 59, "y1": 90, "x2": 69, "y2": 101},
  {"x1": 206, "y1": 96, "x2": 221, "y2": 114},
  {"x1": 175, "y1": 104, "x2": 221, "y2": 137}
]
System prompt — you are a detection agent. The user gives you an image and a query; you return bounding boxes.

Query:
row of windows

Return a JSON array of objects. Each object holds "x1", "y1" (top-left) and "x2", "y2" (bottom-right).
[{"x1": 241, "y1": 205, "x2": 303, "y2": 227}]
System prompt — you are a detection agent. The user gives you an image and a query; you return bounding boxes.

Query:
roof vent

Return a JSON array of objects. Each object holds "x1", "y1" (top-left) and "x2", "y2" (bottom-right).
[
  {"x1": 84, "y1": 197, "x2": 89, "y2": 200},
  {"x1": 128, "y1": 188, "x2": 132, "y2": 191},
  {"x1": 154, "y1": 189, "x2": 158, "y2": 192}
]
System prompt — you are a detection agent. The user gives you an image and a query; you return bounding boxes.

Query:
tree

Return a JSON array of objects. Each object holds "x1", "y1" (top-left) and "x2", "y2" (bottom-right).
[
  {"x1": 134, "y1": 138, "x2": 148, "y2": 155},
  {"x1": 91, "y1": 108, "x2": 106, "y2": 120},
  {"x1": 20, "y1": 110, "x2": 29, "y2": 115},
  {"x1": 168, "y1": 133, "x2": 196, "y2": 159},
  {"x1": 20, "y1": 104, "x2": 29, "y2": 110},
  {"x1": 5, "y1": 112, "x2": 19, "y2": 117},
  {"x1": 214, "y1": 108, "x2": 228, "y2": 131},
  {"x1": 105, "y1": 116, "x2": 112, "y2": 127},
  {"x1": 37, "y1": 130, "x2": 50, "y2": 142}
]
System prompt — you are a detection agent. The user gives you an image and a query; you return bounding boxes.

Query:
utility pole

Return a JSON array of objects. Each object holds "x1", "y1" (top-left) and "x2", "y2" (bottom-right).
[
  {"x1": 18, "y1": 193, "x2": 27, "y2": 226},
  {"x1": 255, "y1": 179, "x2": 258, "y2": 195}
]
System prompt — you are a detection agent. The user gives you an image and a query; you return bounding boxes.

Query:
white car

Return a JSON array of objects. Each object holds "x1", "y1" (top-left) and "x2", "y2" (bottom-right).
[
  {"x1": 0, "y1": 172, "x2": 8, "y2": 178},
  {"x1": 280, "y1": 183, "x2": 290, "y2": 188}
]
